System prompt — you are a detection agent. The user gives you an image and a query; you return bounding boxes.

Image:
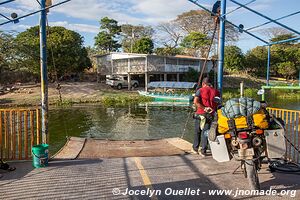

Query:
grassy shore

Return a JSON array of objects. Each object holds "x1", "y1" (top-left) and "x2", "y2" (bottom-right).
[
  {"x1": 1, "y1": 76, "x2": 299, "y2": 108},
  {"x1": 0, "y1": 82, "x2": 154, "y2": 107}
]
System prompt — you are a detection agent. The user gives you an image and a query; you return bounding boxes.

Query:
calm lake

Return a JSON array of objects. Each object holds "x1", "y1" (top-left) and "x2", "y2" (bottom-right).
[{"x1": 49, "y1": 99, "x2": 300, "y2": 155}]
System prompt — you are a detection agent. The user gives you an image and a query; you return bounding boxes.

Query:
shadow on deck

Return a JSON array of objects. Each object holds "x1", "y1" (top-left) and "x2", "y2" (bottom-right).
[{"x1": 1, "y1": 137, "x2": 299, "y2": 199}]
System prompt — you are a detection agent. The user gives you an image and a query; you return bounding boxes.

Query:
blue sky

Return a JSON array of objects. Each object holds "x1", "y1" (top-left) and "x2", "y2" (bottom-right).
[{"x1": 1, "y1": 0, "x2": 299, "y2": 52}]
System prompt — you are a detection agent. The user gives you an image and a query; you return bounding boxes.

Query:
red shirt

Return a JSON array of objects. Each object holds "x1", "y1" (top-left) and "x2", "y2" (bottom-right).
[{"x1": 195, "y1": 86, "x2": 220, "y2": 115}]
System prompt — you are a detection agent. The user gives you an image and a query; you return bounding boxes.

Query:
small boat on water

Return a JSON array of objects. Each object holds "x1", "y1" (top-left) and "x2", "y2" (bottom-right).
[{"x1": 138, "y1": 81, "x2": 197, "y2": 102}]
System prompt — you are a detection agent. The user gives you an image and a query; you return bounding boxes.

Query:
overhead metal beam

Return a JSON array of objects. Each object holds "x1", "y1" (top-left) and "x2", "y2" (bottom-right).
[
  {"x1": 0, "y1": 0, "x2": 16, "y2": 6},
  {"x1": 188, "y1": 0, "x2": 268, "y2": 44},
  {"x1": 225, "y1": 20, "x2": 268, "y2": 44},
  {"x1": 0, "y1": 13, "x2": 11, "y2": 20},
  {"x1": 0, "y1": 0, "x2": 71, "y2": 26},
  {"x1": 230, "y1": 0, "x2": 300, "y2": 35},
  {"x1": 267, "y1": 36, "x2": 300, "y2": 46},
  {"x1": 246, "y1": 10, "x2": 300, "y2": 31},
  {"x1": 225, "y1": 0, "x2": 256, "y2": 16}
]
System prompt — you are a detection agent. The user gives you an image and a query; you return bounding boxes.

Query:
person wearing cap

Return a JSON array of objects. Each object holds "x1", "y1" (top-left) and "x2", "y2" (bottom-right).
[{"x1": 192, "y1": 77, "x2": 220, "y2": 156}]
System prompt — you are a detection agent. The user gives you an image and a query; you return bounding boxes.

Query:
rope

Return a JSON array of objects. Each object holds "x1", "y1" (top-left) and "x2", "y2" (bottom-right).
[
  {"x1": 46, "y1": 18, "x2": 62, "y2": 103},
  {"x1": 45, "y1": 16, "x2": 68, "y2": 139},
  {"x1": 197, "y1": 20, "x2": 218, "y2": 89},
  {"x1": 180, "y1": 108, "x2": 193, "y2": 139},
  {"x1": 181, "y1": 18, "x2": 219, "y2": 139}
]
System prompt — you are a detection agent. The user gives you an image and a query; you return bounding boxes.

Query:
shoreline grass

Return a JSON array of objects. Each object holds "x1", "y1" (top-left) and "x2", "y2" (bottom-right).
[{"x1": 1, "y1": 87, "x2": 299, "y2": 108}]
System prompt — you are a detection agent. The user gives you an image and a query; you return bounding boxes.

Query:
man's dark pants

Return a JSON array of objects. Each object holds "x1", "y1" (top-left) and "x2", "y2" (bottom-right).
[{"x1": 193, "y1": 118, "x2": 210, "y2": 154}]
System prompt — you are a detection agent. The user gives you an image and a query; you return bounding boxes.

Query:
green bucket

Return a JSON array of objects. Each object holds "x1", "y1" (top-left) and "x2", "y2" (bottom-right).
[{"x1": 32, "y1": 144, "x2": 49, "y2": 168}]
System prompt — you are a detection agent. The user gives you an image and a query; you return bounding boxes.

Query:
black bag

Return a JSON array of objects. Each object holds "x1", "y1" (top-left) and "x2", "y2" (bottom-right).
[{"x1": 0, "y1": 159, "x2": 16, "y2": 171}]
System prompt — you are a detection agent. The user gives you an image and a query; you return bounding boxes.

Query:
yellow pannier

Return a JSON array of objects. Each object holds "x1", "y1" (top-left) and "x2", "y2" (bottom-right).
[{"x1": 217, "y1": 109, "x2": 269, "y2": 134}]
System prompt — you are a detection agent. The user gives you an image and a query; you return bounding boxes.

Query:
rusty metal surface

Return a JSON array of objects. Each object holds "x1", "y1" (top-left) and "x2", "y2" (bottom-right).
[
  {"x1": 78, "y1": 137, "x2": 191, "y2": 158},
  {"x1": 53, "y1": 137, "x2": 86, "y2": 160}
]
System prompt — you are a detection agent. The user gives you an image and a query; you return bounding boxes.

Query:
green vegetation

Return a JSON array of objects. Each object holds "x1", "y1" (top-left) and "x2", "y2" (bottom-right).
[
  {"x1": 1, "y1": 10, "x2": 299, "y2": 105},
  {"x1": 222, "y1": 88, "x2": 259, "y2": 101},
  {"x1": 180, "y1": 32, "x2": 210, "y2": 57},
  {"x1": 94, "y1": 17, "x2": 121, "y2": 52},
  {"x1": 234, "y1": 33, "x2": 299, "y2": 80},
  {"x1": 102, "y1": 95, "x2": 152, "y2": 106},
  {"x1": 0, "y1": 31, "x2": 18, "y2": 83},
  {"x1": 95, "y1": 18, "x2": 155, "y2": 54},
  {"x1": 183, "y1": 68, "x2": 200, "y2": 82},
  {"x1": 132, "y1": 37, "x2": 154, "y2": 54},
  {"x1": 224, "y1": 46, "x2": 245, "y2": 72},
  {"x1": 266, "y1": 89, "x2": 300, "y2": 100},
  {"x1": 0, "y1": 27, "x2": 91, "y2": 83},
  {"x1": 154, "y1": 47, "x2": 183, "y2": 56},
  {"x1": 244, "y1": 46, "x2": 268, "y2": 75},
  {"x1": 50, "y1": 92, "x2": 153, "y2": 107},
  {"x1": 222, "y1": 87, "x2": 300, "y2": 102},
  {"x1": 121, "y1": 24, "x2": 154, "y2": 53}
]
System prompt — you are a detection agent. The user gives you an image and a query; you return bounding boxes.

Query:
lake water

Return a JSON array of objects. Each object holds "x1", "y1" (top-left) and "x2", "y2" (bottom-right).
[
  {"x1": 49, "y1": 104, "x2": 195, "y2": 154},
  {"x1": 48, "y1": 99, "x2": 299, "y2": 155}
]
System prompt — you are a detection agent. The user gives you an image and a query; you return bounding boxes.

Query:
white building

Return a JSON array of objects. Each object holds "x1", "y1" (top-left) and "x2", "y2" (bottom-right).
[{"x1": 95, "y1": 52, "x2": 215, "y2": 90}]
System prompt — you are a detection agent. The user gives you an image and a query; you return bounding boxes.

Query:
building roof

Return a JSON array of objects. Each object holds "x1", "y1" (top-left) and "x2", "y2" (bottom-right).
[
  {"x1": 95, "y1": 52, "x2": 213, "y2": 61},
  {"x1": 174, "y1": 55, "x2": 206, "y2": 60}
]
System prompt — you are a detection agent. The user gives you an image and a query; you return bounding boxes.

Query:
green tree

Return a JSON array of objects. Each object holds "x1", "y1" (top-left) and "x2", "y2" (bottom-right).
[
  {"x1": 269, "y1": 34, "x2": 300, "y2": 79},
  {"x1": 121, "y1": 24, "x2": 154, "y2": 53},
  {"x1": 180, "y1": 32, "x2": 210, "y2": 57},
  {"x1": 277, "y1": 61, "x2": 297, "y2": 80},
  {"x1": 245, "y1": 46, "x2": 268, "y2": 76},
  {"x1": 157, "y1": 10, "x2": 239, "y2": 57},
  {"x1": 132, "y1": 37, "x2": 154, "y2": 54},
  {"x1": 175, "y1": 10, "x2": 239, "y2": 43},
  {"x1": 0, "y1": 31, "x2": 19, "y2": 82},
  {"x1": 224, "y1": 45, "x2": 245, "y2": 73},
  {"x1": 270, "y1": 33, "x2": 297, "y2": 44},
  {"x1": 154, "y1": 47, "x2": 183, "y2": 56},
  {"x1": 15, "y1": 26, "x2": 91, "y2": 79},
  {"x1": 95, "y1": 17, "x2": 121, "y2": 52},
  {"x1": 183, "y1": 67, "x2": 199, "y2": 82}
]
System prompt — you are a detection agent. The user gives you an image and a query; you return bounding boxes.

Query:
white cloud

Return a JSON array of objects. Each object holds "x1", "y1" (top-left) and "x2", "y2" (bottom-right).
[
  {"x1": 49, "y1": 21, "x2": 99, "y2": 33},
  {"x1": 130, "y1": 0, "x2": 196, "y2": 21},
  {"x1": 6, "y1": 0, "x2": 231, "y2": 26},
  {"x1": 48, "y1": 0, "x2": 198, "y2": 25},
  {"x1": 0, "y1": 6, "x2": 28, "y2": 16},
  {"x1": 16, "y1": 0, "x2": 39, "y2": 11},
  {"x1": 1, "y1": 24, "x2": 31, "y2": 32}
]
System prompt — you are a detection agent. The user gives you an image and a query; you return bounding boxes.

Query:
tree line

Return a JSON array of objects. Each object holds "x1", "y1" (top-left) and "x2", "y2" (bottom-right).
[
  {"x1": 0, "y1": 27, "x2": 91, "y2": 83},
  {"x1": 94, "y1": 10, "x2": 238, "y2": 57},
  {"x1": 224, "y1": 33, "x2": 300, "y2": 80},
  {"x1": 0, "y1": 9, "x2": 299, "y2": 84}
]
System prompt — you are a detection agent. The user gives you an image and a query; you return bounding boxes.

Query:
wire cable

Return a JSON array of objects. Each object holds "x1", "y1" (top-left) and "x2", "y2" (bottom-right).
[
  {"x1": 246, "y1": 10, "x2": 300, "y2": 31},
  {"x1": 225, "y1": 0, "x2": 256, "y2": 16}
]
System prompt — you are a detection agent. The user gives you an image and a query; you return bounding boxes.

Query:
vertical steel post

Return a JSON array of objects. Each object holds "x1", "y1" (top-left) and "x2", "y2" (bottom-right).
[
  {"x1": 217, "y1": 0, "x2": 226, "y2": 96},
  {"x1": 266, "y1": 45, "x2": 271, "y2": 86},
  {"x1": 40, "y1": 0, "x2": 48, "y2": 144}
]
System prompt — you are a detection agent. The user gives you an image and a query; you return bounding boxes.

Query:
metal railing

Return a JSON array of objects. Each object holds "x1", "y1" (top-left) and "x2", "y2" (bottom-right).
[
  {"x1": 0, "y1": 108, "x2": 41, "y2": 160},
  {"x1": 267, "y1": 107, "x2": 300, "y2": 163}
]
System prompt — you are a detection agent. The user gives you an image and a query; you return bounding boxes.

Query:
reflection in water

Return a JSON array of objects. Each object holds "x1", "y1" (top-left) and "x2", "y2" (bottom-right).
[
  {"x1": 267, "y1": 99, "x2": 300, "y2": 110},
  {"x1": 48, "y1": 99, "x2": 299, "y2": 155},
  {"x1": 48, "y1": 104, "x2": 194, "y2": 155}
]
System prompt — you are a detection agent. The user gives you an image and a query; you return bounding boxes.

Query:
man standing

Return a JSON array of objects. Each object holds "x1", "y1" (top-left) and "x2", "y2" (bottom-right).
[{"x1": 192, "y1": 77, "x2": 220, "y2": 156}]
